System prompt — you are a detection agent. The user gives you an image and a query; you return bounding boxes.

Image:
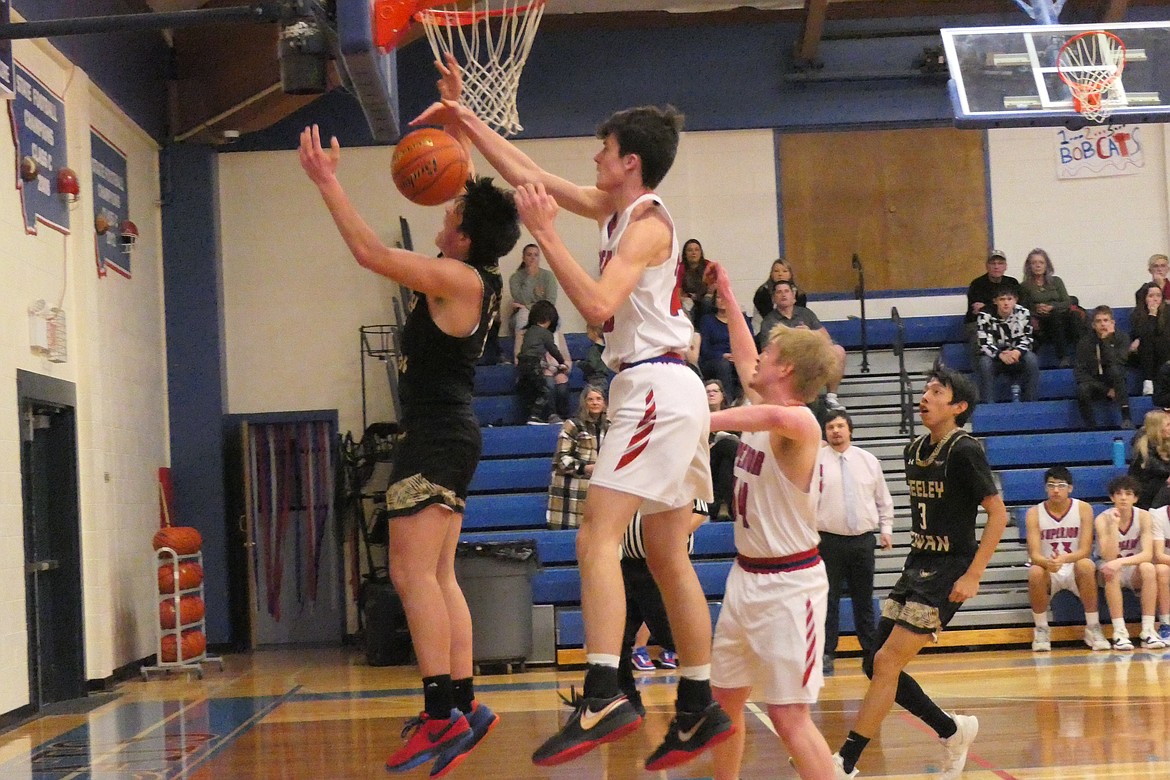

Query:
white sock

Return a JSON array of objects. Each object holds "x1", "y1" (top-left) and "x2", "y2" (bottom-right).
[
  {"x1": 1160, "y1": 614, "x2": 1170, "y2": 626},
  {"x1": 1033, "y1": 612, "x2": 1049, "y2": 629},
  {"x1": 1142, "y1": 616, "x2": 1155, "y2": 635},
  {"x1": 1085, "y1": 611, "x2": 1101, "y2": 629},
  {"x1": 676, "y1": 664, "x2": 711, "y2": 681},
  {"x1": 1112, "y1": 618, "x2": 1128, "y2": 637},
  {"x1": 586, "y1": 653, "x2": 620, "y2": 668},
  {"x1": 825, "y1": 392, "x2": 838, "y2": 402}
]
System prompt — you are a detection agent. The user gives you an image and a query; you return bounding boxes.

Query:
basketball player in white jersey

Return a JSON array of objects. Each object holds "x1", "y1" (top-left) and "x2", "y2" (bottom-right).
[
  {"x1": 416, "y1": 56, "x2": 732, "y2": 770},
  {"x1": 1095, "y1": 475, "x2": 1167, "y2": 650},
  {"x1": 1148, "y1": 503, "x2": 1170, "y2": 642},
  {"x1": 702, "y1": 264, "x2": 840, "y2": 779},
  {"x1": 1024, "y1": 466, "x2": 1109, "y2": 651}
]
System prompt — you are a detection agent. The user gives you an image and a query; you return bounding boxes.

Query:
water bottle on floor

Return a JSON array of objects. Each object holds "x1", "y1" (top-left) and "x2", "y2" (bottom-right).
[{"x1": 1010, "y1": 384, "x2": 1021, "y2": 403}]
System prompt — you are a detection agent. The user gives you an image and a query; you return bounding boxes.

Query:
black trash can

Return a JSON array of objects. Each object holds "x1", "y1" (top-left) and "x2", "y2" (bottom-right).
[
  {"x1": 455, "y1": 540, "x2": 540, "y2": 667},
  {"x1": 361, "y1": 578, "x2": 413, "y2": 666}
]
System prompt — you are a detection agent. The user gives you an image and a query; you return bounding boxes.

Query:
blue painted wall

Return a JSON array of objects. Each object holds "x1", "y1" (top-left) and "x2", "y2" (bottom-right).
[
  {"x1": 12, "y1": 1, "x2": 170, "y2": 141},
  {"x1": 160, "y1": 143, "x2": 232, "y2": 644}
]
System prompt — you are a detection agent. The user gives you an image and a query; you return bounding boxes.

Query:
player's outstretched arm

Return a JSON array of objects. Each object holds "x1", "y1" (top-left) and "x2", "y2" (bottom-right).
[
  {"x1": 709, "y1": 263, "x2": 761, "y2": 405},
  {"x1": 413, "y1": 56, "x2": 608, "y2": 220},
  {"x1": 298, "y1": 125, "x2": 478, "y2": 301},
  {"x1": 710, "y1": 403, "x2": 817, "y2": 441}
]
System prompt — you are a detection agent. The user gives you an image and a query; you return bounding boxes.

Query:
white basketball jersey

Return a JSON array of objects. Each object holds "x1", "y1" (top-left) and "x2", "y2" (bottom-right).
[
  {"x1": 732, "y1": 424, "x2": 820, "y2": 558},
  {"x1": 1035, "y1": 499, "x2": 1085, "y2": 558},
  {"x1": 597, "y1": 193, "x2": 693, "y2": 371},
  {"x1": 1116, "y1": 509, "x2": 1145, "y2": 559},
  {"x1": 1150, "y1": 505, "x2": 1170, "y2": 555}
]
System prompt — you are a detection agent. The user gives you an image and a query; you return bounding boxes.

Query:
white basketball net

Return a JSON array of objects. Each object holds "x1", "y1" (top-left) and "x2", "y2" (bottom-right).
[
  {"x1": 416, "y1": 0, "x2": 546, "y2": 136},
  {"x1": 1057, "y1": 31, "x2": 1126, "y2": 123}
]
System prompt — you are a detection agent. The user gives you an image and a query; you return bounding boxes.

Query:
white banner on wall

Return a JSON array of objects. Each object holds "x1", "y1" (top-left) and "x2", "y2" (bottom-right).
[{"x1": 1055, "y1": 124, "x2": 1144, "y2": 180}]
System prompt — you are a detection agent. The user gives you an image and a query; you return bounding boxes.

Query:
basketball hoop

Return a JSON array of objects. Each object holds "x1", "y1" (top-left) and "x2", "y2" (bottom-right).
[
  {"x1": 413, "y1": 0, "x2": 546, "y2": 136},
  {"x1": 1057, "y1": 30, "x2": 1126, "y2": 123}
]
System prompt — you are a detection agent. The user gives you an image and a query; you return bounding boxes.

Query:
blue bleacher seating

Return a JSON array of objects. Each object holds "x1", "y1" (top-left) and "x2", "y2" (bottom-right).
[
  {"x1": 463, "y1": 493, "x2": 548, "y2": 531},
  {"x1": 480, "y1": 424, "x2": 558, "y2": 458},
  {"x1": 998, "y1": 465, "x2": 1120, "y2": 504},
  {"x1": 972, "y1": 397, "x2": 1153, "y2": 433},
  {"x1": 469, "y1": 457, "x2": 551, "y2": 492},
  {"x1": 984, "y1": 430, "x2": 1135, "y2": 467}
]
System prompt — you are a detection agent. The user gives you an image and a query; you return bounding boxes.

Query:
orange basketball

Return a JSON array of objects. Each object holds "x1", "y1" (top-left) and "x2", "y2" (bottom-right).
[
  {"x1": 161, "y1": 629, "x2": 206, "y2": 663},
  {"x1": 159, "y1": 595, "x2": 205, "y2": 629},
  {"x1": 158, "y1": 562, "x2": 203, "y2": 594},
  {"x1": 391, "y1": 128, "x2": 468, "y2": 206},
  {"x1": 153, "y1": 526, "x2": 202, "y2": 555}
]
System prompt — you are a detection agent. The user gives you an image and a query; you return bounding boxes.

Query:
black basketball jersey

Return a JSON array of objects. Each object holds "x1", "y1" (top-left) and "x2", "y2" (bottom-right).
[
  {"x1": 903, "y1": 429, "x2": 998, "y2": 558},
  {"x1": 397, "y1": 265, "x2": 501, "y2": 412}
]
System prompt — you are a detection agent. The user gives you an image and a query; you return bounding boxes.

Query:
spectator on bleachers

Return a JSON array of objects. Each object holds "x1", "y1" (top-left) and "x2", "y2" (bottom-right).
[
  {"x1": 756, "y1": 280, "x2": 847, "y2": 410},
  {"x1": 1149, "y1": 504, "x2": 1170, "y2": 642},
  {"x1": 1095, "y1": 475, "x2": 1168, "y2": 650},
  {"x1": 1024, "y1": 466, "x2": 1109, "y2": 652},
  {"x1": 1128, "y1": 409, "x2": 1170, "y2": 509},
  {"x1": 579, "y1": 323, "x2": 614, "y2": 393},
  {"x1": 547, "y1": 385, "x2": 608, "y2": 530},
  {"x1": 705, "y1": 379, "x2": 738, "y2": 520},
  {"x1": 508, "y1": 243, "x2": 558, "y2": 362},
  {"x1": 965, "y1": 249, "x2": 1020, "y2": 358},
  {"x1": 1074, "y1": 305, "x2": 1134, "y2": 430},
  {"x1": 518, "y1": 300, "x2": 568, "y2": 425},
  {"x1": 1152, "y1": 357, "x2": 1170, "y2": 409},
  {"x1": 752, "y1": 258, "x2": 807, "y2": 322},
  {"x1": 680, "y1": 238, "x2": 714, "y2": 323},
  {"x1": 697, "y1": 289, "x2": 751, "y2": 403},
  {"x1": 1129, "y1": 282, "x2": 1170, "y2": 396},
  {"x1": 1134, "y1": 253, "x2": 1170, "y2": 308},
  {"x1": 975, "y1": 288, "x2": 1039, "y2": 403},
  {"x1": 815, "y1": 410, "x2": 894, "y2": 675},
  {"x1": 1019, "y1": 248, "x2": 1081, "y2": 368}
]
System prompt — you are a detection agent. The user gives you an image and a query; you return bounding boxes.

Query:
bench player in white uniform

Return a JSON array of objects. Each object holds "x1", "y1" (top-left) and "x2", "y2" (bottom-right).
[
  {"x1": 1095, "y1": 475, "x2": 1167, "y2": 650},
  {"x1": 1144, "y1": 503, "x2": 1170, "y2": 642},
  {"x1": 702, "y1": 264, "x2": 841, "y2": 779},
  {"x1": 1024, "y1": 466, "x2": 1109, "y2": 651},
  {"x1": 417, "y1": 57, "x2": 731, "y2": 770}
]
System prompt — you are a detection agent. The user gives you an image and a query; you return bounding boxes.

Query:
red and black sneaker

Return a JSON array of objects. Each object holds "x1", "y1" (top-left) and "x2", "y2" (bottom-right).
[
  {"x1": 531, "y1": 688, "x2": 642, "y2": 767},
  {"x1": 644, "y1": 700, "x2": 735, "y2": 771},
  {"x1": 386, "y1": 709, "x2": 473, "y2": 773},
  {"x1": 429, "y1": 701, "x2": 500, "y2": 778}
]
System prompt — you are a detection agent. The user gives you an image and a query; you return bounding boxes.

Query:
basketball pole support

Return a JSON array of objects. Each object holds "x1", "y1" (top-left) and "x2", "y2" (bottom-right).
[
  {"x1": 852, "y1": 253, "x2": 870, "y2": 374},
  {"x1": 1012, "y1": 0, "x2": 1067, "y2": 25}
]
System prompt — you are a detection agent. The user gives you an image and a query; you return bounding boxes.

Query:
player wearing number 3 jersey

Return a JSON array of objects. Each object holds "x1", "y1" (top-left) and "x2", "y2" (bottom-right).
[
  {"x1": 833, "y1": 366, "x2": 1007, "y2": 779},
  {"x1": 703, "y1": 264, "x2": 842, "y2": 780}
]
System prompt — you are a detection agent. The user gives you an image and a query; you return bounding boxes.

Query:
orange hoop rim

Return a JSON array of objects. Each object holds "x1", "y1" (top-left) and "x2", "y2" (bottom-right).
[
  {"x1": 1056, "y1": 30, "x2": 1127, "y2": 92},
  {"x1": 413, "y1": 0, "x2": 546, "y2": 27}
]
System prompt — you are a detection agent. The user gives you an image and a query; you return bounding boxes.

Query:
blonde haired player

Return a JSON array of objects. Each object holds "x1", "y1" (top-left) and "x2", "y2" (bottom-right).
[{"x1": 703, "y1": 263, "x2": 841, "y2": 780}]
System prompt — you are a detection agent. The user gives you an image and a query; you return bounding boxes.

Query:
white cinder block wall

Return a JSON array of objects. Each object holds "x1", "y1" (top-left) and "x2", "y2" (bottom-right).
[{"x1": 0, "y1": 39, "x2": 168, "y2": 715}]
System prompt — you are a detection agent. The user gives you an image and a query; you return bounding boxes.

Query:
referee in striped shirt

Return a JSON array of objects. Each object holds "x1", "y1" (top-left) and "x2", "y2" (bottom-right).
[{"x1": 619, "y1": 500, "x2": 710, "y2": 713}]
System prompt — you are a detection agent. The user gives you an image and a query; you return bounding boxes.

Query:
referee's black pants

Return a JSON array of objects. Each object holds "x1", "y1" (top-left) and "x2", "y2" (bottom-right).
[{"x1": 819, "y1": 530, "x2": 878, "y2": 659}]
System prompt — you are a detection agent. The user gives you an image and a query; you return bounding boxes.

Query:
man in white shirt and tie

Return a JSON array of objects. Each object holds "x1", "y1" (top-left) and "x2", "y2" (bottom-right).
[{"x1": 816, "y1": 410, "x2": 894, "y2": 675}]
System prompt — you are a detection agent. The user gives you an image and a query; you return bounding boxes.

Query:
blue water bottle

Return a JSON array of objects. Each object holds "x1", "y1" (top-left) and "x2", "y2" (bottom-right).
[{"x1": 1113, "y1": 437, "x2": 1126, "y2": 468}]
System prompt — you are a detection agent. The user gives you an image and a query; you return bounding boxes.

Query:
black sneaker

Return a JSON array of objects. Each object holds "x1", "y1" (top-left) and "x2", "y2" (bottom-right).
[
  {"x1": 644, "y1": 700, "x2": 735, "y2": 771},
  {"x1": 531, "y1": 689, "x2": 642, "y2": 766}
]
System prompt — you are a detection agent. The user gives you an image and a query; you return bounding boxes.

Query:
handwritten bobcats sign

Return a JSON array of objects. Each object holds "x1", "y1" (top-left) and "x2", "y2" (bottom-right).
[
  {"x1": 91, "y1": 128, "x2": 130, "y2": 278},
  {"x1": 11, "y1": 62, "x2": 69, "y2": 233},
  {"x1": 1056, "y1": 124, "x2": 1144, "y2": 180}
]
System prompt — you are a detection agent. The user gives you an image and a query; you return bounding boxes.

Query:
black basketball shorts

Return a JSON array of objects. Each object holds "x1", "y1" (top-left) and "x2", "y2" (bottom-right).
[
  {"x1": 881, "y1": 553, "x2": 976, "y2": 635},
  {"x1": 385, "y1": 410, "x2": 482, "y2": 518}
]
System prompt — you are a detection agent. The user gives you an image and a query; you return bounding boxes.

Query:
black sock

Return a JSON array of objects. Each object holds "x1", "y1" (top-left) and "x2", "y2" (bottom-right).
[
  {"x1": 676, "y1": 677, "x2": 712, "y2": 713},
  {"x1": 583, "y1": 664, "x2": 620, "y2": 699},
  {"x1": 894, "y1": 670, "x2": 955, "y2": 738},
  {"x1": 422, "y1": 674, "x2": 455, "y2": 720},
  {"x1": 452, "y1": 677, "x2": 474, "y2": 714},
  {"x1": 839, "y1": 731, "x2": 870, "y2": 772}
]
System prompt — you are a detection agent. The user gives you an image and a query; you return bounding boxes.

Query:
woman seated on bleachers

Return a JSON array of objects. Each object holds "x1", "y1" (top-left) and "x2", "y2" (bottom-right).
[
  {"x1": 1128, "y1": 408, "x2": 1170, "y2": 509},
  {"x1": 1019, "y1": 248, "x2": 1082, "y2": 367},
  {"x1": 751, "y1": 258, "x2": 807, "y2": 322},
  {"x1": 705, "y1": 379, "x2": 738, "y2": 520},
  {"x1": 1134, "y1": 253, "x2": 1170, "y2": 308},
  {"x1": 1130, "y1": 282, "x2": 1170, "y2": 396},
  {"x1": 546, "y1": 385, "x2": 608, "y2": 530}
]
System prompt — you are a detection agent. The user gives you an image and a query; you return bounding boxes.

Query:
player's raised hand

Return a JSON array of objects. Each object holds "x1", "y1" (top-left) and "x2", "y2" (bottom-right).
[
  {"x1": 298, "y1": 125, "x2": 340, "y2": 186},
  {"x1": 515, "y1": 182, "x2": 558, "y2": 234},
  {"x1": 435, "y1": 53, "x2": 463, "y2": 103},
  {"x1": 706, "y1": 261, "x2": 729, "y2": 296}
]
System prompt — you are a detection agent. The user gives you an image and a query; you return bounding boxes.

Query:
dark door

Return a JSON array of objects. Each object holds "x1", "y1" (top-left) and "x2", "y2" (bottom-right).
[{"x1": 21, "y1": 399, "x2": 85, "y2": 707}]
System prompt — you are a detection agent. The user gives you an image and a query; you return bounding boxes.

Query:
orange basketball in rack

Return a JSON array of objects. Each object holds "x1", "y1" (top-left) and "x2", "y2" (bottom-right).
[
  {"x1": 391, "y1": 128, "x2": 469, "y2": 206},
  {"x1": 161, "y1": 629, "x2": 206, "y2": 663},
  {"x1": 153, "y1": 526, "x2": 203, "y2": 555},
  {"x1": 159, "y1": 595, "x2": 206, "y2": 629},
  {"x1": 158, "y1": 562, "x2": 203, "y2": 593}
]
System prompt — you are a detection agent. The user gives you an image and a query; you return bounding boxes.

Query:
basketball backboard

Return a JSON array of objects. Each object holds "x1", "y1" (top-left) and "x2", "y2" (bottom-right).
[
  {"x1": 942, "y1": 21, "x2": 1170, "y2": 129},
  {"x1": 329, "y1": 0, "x2": 400, "y2": 143}
]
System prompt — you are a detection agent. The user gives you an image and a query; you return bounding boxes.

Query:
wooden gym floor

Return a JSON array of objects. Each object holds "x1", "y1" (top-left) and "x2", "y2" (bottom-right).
[{"x1": 1, "y1": 645, "x2": 1169, "y2": 779}]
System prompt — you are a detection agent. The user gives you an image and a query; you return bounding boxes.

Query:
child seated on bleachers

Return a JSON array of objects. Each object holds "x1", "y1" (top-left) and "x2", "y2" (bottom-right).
[
  {"x1": 1074, "y1": 306, "x2": 1134, "y2": 430},
  {"x1": 518, "y1": 300, "x2": 568, "y2": 425}
]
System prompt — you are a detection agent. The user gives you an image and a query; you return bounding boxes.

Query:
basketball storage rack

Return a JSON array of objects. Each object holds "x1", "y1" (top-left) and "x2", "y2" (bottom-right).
[{"x1": 141, "y1": 546, "x2": 223, "y2": 680}]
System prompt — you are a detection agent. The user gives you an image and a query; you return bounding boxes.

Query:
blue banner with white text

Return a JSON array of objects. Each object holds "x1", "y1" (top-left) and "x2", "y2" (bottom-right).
[
  {"x1": 91, "y1": 128, "x2": 130, "y2": 278},
  {"x1": 10, "y1": 62, "x2": 69, "y2": 233},
  {"x1": 0, "y1": 2, "x2": 12, "y2": 99}
]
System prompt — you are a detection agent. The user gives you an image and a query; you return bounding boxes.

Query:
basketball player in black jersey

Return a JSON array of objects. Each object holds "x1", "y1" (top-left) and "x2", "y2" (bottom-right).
[
  {"x1": 834, "y1": 366, "x2": 1007, "y2": 780},
  {"x1": 299, "y1": 113, "x2": 520, "y2": 777}
]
